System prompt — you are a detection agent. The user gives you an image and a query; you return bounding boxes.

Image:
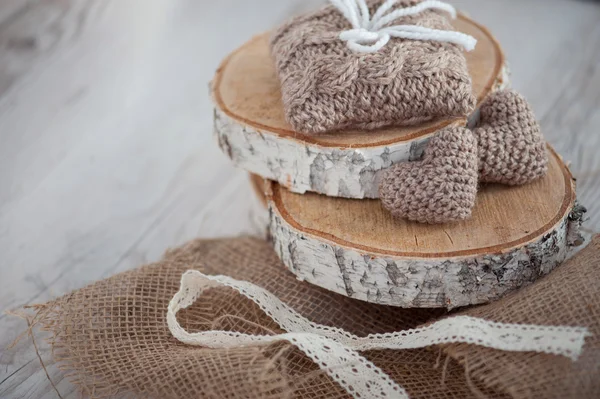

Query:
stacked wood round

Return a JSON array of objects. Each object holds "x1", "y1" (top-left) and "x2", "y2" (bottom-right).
[{"x1": 214, "y1": 15, "x2": 583, "y2": 308}]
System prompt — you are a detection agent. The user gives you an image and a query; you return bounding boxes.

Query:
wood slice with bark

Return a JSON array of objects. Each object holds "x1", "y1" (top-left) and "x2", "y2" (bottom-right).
[
  {"x1": 213, "y1": 15, "x2": 509, "y2": 199},
  {"x1": 252, "y1": 147, "x2": 585, "y2": 308}
]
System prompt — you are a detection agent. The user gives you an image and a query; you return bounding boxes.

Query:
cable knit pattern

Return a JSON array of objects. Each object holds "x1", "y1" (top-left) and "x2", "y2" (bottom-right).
[
  {"x1": 270, "y1": 0, "x2": 475, "y2": 134},
  {"x1": 379, "y1": 127, "x2": 478, "y2": 224},
  {"x1": 474, "y1": 90, "x2": 548, "y2": 185}
]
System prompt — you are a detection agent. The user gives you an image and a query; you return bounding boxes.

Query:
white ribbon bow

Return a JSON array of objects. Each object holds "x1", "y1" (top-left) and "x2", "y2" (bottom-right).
[
  {"x1": 330, "y1": 0, "x2": 477, "y2": 53},
  {"x1": 168, "y1": 270, "x2": 590, "y2": 399}
]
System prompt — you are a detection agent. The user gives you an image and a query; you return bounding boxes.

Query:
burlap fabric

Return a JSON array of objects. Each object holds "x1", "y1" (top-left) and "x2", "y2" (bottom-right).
[
  {"x1": 270, "y1": 0, "x2": 475, "y2": 133},
  {"x1": 27, "y1": 235, "x2": 600, "y2": 398}
]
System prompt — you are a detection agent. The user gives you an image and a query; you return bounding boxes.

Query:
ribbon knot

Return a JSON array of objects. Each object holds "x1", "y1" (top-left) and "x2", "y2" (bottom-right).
[{"x1": 330, "y1": 0, "x2": 477, "y2": 53}]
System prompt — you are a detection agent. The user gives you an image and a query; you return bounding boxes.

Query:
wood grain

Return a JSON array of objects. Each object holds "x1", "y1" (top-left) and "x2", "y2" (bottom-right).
[
  {"x1": 264, "y1": 148, "x2": 582, "y2": 307},
  {"x1": 213, "y1": 14, "x2": 509, "y2": 199},
  {"x1": 214, "y1": 15, "x2": 504, "y2": 147},
  {"x1": 1, "y1": 0, "x2": 599, "y2": 397},
  {"x1": 270, "y1": 147, "x2": 573, "y2": 256}
]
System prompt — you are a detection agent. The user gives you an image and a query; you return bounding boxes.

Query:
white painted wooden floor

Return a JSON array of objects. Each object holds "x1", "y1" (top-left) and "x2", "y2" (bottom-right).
[{"x1": 1, "y1": 0, "x2": 599, "y2": 397}]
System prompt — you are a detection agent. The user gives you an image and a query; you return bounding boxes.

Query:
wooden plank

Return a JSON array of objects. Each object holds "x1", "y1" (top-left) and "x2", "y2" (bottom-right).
[
  {"x1": 1, "y1": 0, "x2": 599, "y2": 397},
  {"x1": 0, "y1": 0, "x2": 106, "y2": 101},
  {"x1": 0, "y1": 1, "x2": 34, "y2": 26},
  {"x1": 0, "y1": 0, "x2": 315, "y2": 397}
]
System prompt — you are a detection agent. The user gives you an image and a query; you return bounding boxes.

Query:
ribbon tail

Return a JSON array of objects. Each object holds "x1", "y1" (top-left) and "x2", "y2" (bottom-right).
[
  {"x1": 382, "y1": 25, "x2": 477, "y2": 51},
  {"x1": 167, "y1": 270, "x2": 408, "y2": 399},
  {"x1": 371, "y1": 0, "x2": 458, "y2": 30},
  {"x1": 167, "y1": 270, "x2": 591, "y2": 399}
]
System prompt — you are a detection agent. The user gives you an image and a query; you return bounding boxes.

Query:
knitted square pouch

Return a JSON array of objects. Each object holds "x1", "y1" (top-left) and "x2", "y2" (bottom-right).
[{"x1": 270, "y1": 0, "x2": 476, "y2": 134}]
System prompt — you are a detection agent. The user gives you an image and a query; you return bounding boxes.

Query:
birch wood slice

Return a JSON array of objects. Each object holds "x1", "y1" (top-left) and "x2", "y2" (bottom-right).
[
  {"x1": 213, "y1": 14, "x2": 509, "y2": 199},
  {"x1": 263, "y1": 147, "x2": 585, "y2": 308}
]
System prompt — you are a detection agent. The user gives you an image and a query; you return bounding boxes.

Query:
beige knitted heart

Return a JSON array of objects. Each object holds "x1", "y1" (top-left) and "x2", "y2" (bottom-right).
[
  {"x1": 380, "y1": 90, "x2": 548, "y2": 224},
  {"x1": 379, "y1": 127, "x2": 478, "y2": 224},
  {"x1": 474, "y1": 90, "x2": 548, "y2": 185}
]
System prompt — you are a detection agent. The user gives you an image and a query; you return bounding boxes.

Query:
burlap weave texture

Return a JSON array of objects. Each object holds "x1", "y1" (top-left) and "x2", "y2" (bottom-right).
[{"x1": 26, "y1": 235, "x2": 600, "y2": 398}]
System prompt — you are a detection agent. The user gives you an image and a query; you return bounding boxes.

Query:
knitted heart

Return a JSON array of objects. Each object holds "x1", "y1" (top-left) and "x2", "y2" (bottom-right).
[
  {"x1": 474, "y1": 90, "x2": 548, "y2": 185},
  {"x1": 379, "y1": 127, "x2": 478, "y2": 224}
]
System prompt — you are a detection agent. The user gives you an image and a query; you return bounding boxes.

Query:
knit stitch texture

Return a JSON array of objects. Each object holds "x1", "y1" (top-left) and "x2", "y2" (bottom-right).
[
  {"x1": 379, "y1": 126, "x2": 478, "y2": 224},
  {"x1": 379, "y1": 90, "x2": 548, "y2": 224},
  {"x1": 474, "y1": 90, "x2": 548, "y2": 185},
  {"x1": 270, "y1": 0, "x2": 476, "y2": 134}
]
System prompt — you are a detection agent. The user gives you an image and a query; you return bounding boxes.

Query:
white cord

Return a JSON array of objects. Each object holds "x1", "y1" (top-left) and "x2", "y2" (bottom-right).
[{"x1": 330, "y1": 0, "x2": 477, "y2": 53}]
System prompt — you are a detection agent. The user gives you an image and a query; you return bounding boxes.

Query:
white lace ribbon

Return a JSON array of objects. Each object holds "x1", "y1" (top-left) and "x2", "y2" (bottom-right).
[
  {"x1": 330, "y1": 0, "x2": 477, "y2": 53},
  {"x1": 167, "y1": 270, "x2": 590, "y2": 399}
]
